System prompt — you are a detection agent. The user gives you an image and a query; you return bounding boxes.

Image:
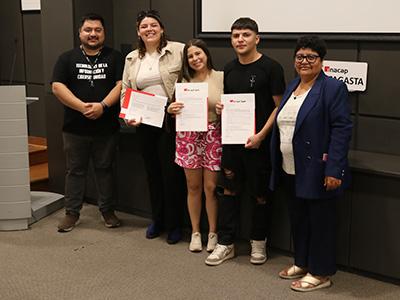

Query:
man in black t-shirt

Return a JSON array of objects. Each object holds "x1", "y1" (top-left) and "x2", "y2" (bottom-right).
[
  {"x1": 206, "y1": 18, "x2": 286, "y2": 266},
  {"x1": 52, "y1": 13, "x2": 124, "y2": 232}
]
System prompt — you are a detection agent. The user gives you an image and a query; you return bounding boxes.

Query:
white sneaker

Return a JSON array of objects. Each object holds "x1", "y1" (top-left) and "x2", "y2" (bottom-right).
[
  {"x1": 189, "y1": 232, "x2": 202, "y2": 252},
  {"x1": 206, "y1": 232, "x2": 218, "y2": 252},
  {"x1": 250, "y1": 240, "x2": 267, "y2": 265},
  {"x1": 205, "y1": 243, "x2": 234, "y2": 266}
]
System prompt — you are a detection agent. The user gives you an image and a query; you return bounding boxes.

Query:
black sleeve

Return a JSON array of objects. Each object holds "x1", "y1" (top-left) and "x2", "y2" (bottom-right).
[
  {"x1": 269, "y1": 61, "x2": 286, "y2": 96},
  {"x1": 51, "y1": 52, "x2": 70, "y2": 84},
  {"x1": 113, "y1": 50, "x2": 124, "y2": 82}
]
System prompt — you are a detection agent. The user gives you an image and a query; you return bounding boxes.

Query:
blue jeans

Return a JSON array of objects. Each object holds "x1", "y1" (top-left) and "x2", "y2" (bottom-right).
[{"x1": 63, "y1": 132, "x2": 118, "y2": 216}]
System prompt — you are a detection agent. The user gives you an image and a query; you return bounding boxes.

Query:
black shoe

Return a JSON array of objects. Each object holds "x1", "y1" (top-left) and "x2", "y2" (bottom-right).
[
  {"x1": 146, "y1": 222, "x2": 161, "y2": 239},
  {"x1": 167, "y1": 228, "x2": 182, "y2": 244}
]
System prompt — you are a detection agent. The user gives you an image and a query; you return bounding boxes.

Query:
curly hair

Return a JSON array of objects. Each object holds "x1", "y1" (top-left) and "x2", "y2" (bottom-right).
[{"x1": 294, "y1": 35, "x2": 327, "y2": 59}]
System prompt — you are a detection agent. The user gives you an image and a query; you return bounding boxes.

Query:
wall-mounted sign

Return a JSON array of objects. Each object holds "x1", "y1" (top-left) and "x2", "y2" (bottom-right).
[
  {"x1": 21, "y1": 0, "x2": 41, "y2": 11},
  {"x1": 323, "y1": 60, "x2": 368, "y2": 92}
]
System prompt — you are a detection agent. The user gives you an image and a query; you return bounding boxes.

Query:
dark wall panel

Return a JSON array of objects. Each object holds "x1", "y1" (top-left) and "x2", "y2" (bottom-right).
[
  {"x1": 350, "y1": 173, "x2": 400, "y2": 279},
  {"x1": 358, "y1": 42, "x2": 400, "y2": 118},
  {"x1": 116, "y1": 133, "x2": 151, "y2": 217},
  {"x1": 23, "y1": 12, "x2": 46, "y2": 138},
  {"x1": 207, "y1": 45, "x2": 236, "y2": 72},
  {"x1": 26, "y1": 84, "x2": 46, "y2": 137},
  {"x1": 41, "y1": 0, "x2": 75, "y2": 193},
  {"x1": 23, "y1": 13, "x2": 44, "y2": 84},
  {"x1": 0, "y1": 0, "x2": 25, "y2": 83},
  {"x1": 152, "y1": 0, "x2": 193, "y2": 43},
  {"x1": 112, "y1": 0, "x2": 149, "y2": 52},
  {"x1": 356, "y1": 116, "x2": 400, "y2": 155}
]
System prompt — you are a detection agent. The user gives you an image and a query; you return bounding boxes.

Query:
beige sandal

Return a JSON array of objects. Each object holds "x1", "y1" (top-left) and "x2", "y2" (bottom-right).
[
  {"x1": 279, "y1": 265, "x2": 307, "y2": 279},
  {"x1": 291, "y1": 273, "x2": 332, "y2": 292}
]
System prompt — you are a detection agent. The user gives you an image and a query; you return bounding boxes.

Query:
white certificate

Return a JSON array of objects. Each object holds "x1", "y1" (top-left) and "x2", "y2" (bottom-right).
[
  {"x1": 175, "y1": 82, "x2": 208, "y2": 132},
  {"x1": 120, "y1": 88, "x2": 167, "y2": 128},
  {"x1": 221, "y1": 93, "x2": 255, "y2": 144}
]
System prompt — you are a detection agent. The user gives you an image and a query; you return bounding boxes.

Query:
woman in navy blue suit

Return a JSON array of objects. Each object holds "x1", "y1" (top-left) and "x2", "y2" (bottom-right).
[{"x1": 270, "y1": 36, "x2": 352, "y2": 292}]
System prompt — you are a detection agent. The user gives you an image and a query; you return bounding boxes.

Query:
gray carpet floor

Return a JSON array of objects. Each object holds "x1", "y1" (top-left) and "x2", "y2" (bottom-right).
[{"x1": 1, "y1": 204, "x2": 399, "y2": 300}]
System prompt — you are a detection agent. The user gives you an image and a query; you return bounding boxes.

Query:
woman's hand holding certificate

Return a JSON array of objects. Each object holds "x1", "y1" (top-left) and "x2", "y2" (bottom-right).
[
  {"x1": 175, "y1": 82, "x2": 208, "y2": 132},
  {"x1": 119, "y1": 88, "x2": 167, "y2": 128}
]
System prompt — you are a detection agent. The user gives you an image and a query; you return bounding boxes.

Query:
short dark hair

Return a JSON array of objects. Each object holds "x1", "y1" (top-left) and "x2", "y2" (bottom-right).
[
  {"x1": 294, "y1": 35, "x2": 327, "y2": 59},
  {"x1": 181, "y1": 39, "x2": 214, "y2": 81},
  {"x1": 79, "y1": 13, "x2": 105, "y2": 30},
  {"x1": 136, "y1": 10, "x2": 167, "y2": 58},
  {"x1": 231, "y1": 17, "x2": 259, "y2": 34}
]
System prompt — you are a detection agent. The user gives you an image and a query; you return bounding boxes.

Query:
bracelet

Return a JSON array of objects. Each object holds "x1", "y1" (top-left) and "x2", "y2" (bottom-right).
[{"x1": 100, "y1": 101, "x2": 108, "y2": 111}]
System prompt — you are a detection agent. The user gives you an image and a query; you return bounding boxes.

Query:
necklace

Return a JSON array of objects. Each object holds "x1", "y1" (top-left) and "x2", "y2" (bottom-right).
[
  {"x1": 80, "y1": 46, "x2": 102, "y2": 87},
  {"x1": 145, "y1": 52, "x2": 160, "y2": 71}
]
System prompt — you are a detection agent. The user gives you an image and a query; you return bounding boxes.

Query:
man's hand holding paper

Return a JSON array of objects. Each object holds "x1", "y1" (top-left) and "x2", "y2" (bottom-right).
[{"x1": 221, "y1": 93, "x2": 255, "y2": 145}]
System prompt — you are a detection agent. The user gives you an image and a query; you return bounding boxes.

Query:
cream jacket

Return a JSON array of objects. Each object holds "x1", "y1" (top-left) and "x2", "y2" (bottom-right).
[{"x1": 121, "y1": 41, "x2": 184, "y2": 103}]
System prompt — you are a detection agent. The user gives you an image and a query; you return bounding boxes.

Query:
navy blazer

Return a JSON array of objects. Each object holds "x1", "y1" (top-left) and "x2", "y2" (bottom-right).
[{"x1": 270, "y1": 72, "x2": 352, "y2": 199}]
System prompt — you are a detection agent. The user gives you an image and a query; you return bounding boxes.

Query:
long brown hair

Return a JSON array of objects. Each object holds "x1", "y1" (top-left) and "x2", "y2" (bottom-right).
[
  {"x1": 181, "y1": 39, "x2": 214, "y2": 82},
  {"x1": 136, "y1": 10, "x2": 168, "y2": 59}
]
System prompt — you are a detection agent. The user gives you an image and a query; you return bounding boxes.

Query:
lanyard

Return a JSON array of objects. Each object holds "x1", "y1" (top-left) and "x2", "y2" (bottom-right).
[{"x1": 80, "y1": 46, "x2": 102, "y2": 87}]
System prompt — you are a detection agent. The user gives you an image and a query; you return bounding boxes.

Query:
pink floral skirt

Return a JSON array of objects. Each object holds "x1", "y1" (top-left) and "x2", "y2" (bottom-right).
[{"x1": 175, "y1": 122, "x2": 222, "y2": 171}]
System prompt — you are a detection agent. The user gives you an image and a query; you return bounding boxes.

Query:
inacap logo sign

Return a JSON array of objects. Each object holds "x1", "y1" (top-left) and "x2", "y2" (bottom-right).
[{"x1": 323, "y1": 60, "x2": 368, "y2": 92}]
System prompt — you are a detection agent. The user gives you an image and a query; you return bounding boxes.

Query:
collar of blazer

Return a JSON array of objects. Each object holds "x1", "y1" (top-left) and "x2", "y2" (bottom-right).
[{"x1": 278, "y1": 71, "x2": 327, "y2": 135}]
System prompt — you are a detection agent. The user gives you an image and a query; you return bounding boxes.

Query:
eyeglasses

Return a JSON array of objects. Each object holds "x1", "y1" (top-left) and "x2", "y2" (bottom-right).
[{"x1": 295, "y1": 54, "x2": 319, "y2": 63}]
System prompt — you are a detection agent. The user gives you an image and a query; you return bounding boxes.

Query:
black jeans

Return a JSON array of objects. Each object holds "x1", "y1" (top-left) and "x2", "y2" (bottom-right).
[
  {"x1": 217, "y1": 143, "x2": 270, "y2": 245},
  {"x1": 283, "y1": 173, "x2": 337, "y2": 276},
  {"x1": 137, "y1": 125, "x2": 186, "y2": 231},
  {"x1": 217, "y1": 193, "x2": 269, "y2": 245},
  {"x1": 63, "y1": 132, "x2": 118, "y2": 216}
]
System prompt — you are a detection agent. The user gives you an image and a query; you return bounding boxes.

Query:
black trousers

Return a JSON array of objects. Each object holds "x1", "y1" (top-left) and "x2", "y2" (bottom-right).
[
  {"x1": 63, "y1": 132, "x2": 118, "y2": 216},
  {"x1": 217, "y1": 194, "x2": 269, "y2": 245},
  {"x1": 137, "y1": 125, "x2": 186, "y2": 231},
  {"x1": 283, "y1": 173, "x2": 337, "y2": 276},
  {"x1": 217, "y1": 144, "x2": 270, "y2": 245}
]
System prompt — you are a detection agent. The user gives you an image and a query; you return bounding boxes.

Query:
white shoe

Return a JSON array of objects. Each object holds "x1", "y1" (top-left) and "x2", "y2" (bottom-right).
[
  {"x1": 189, "y1": 232, "x2": 202, "y2": 252},
  {"x1": 206, "y1": 232, "x2": 218, "y2": 252},
  {"x1": 250, "y1": 239, "x2": 267, "y2": 264},
  {"x1": 205, "y1": 243, "x2": 234, "y2": 266}
]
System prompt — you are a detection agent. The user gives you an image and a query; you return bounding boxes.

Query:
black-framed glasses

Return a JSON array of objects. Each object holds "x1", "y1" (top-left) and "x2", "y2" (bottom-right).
[{"x1": 295, "y1": 54, "x2": 319, "y2": 63}]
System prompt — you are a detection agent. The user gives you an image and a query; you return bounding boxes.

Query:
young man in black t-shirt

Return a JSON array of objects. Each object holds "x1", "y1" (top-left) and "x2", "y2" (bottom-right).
[
  {"x1": 52, "y1": 13, "x2": 124, "y2": 232},
  {"x1": 206, "y1": 18, "x2": 286, "y2": 266}
]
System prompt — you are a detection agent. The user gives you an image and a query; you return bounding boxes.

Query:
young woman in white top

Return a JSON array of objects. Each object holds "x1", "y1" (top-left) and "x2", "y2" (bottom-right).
[
  {"x1": 121, "y1": 10, "x2": 186, "y2": 244},
  {"x1": 168, "y1": 39, "x2": 223, "y2": 252}
]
